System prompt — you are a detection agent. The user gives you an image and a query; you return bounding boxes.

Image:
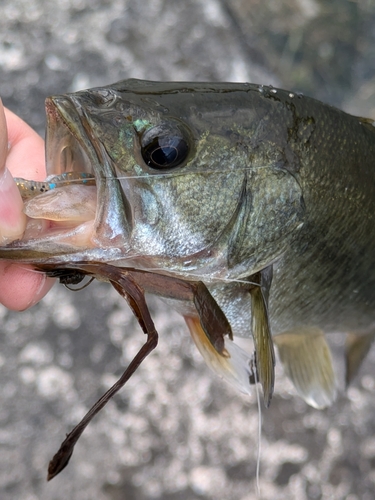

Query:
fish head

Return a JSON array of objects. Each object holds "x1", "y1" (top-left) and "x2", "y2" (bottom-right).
[{"x1": 10, "y1": 80, "x2": 305, "y2": 279}]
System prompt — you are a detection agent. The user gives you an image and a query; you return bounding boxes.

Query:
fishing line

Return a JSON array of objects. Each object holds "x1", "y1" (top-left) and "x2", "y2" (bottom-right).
[
  {"x1": 14, "y1": 265, "x2": 47, "y2": 275},
  {"x1": 21, "y1": 260, "x2": 261, "y2": 285},
  {"x1": 136, "y1": 267, "x2": 261, "y2": 287},
  {"x1": 11, "y1": 261, "x2": 260, "y2": 288},
  {"x1": 252, "y1": 354, "x2": 262, "y2": 499},
  {"x1": 105, "y1": 164, "x2": 274, "y2": 180}
]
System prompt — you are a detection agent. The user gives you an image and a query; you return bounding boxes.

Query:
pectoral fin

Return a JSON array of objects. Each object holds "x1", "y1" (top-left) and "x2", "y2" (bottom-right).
[
  {"x1": 249, "y1": 267, "x2": 275, "y2": 407},
  {"x1": 274, "y1": 327, "x2": 336, "y2": 409},
  {"x1": 345, "y1": 330, "x2": 375, "y2": 386},
  {"x1": 184, "y1": 316, "x2": 255, "y2": 395}
]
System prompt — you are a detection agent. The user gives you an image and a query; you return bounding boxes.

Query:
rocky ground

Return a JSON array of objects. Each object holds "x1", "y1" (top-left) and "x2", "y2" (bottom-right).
[{"x1": 1, "y1": 1, "x2": 375, "y2": 499}]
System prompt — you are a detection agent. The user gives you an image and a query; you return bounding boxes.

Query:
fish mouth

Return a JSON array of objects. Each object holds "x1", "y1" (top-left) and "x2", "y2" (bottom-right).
[
  {"x1": 45, "y1": 96, "x2": 95, "y2": 178},
  {"x1": 1, "y1": 95, "x2": 131, "y2": 264}
]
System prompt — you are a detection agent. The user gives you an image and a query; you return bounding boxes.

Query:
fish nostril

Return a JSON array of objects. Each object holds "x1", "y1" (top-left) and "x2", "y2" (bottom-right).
[{"x1": 92, "y1": 89, "x2": 116, "y2": 107}]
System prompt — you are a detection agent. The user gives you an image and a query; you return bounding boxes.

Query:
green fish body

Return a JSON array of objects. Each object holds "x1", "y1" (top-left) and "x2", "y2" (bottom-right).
[{"x1": 3, "y1": 80, "x2": 375, "y2": 411}]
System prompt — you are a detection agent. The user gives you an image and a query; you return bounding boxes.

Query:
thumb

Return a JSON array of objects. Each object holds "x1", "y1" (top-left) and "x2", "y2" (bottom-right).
[{"x1": 0, "y1": 100, "x2": 26, "y2": 244}]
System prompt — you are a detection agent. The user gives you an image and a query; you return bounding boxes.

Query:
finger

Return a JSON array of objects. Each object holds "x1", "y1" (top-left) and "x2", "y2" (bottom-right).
[
  {"x1": 0, "y1": 262, "x2": 55, "y2": 311},
  {"x1": 0, "y1": 104, "x2": 55, "y2": 310},
  {"x1": 0, "y1": 101, "x2": 27, "y2": 244},
  {"x1": 4, "y1": 106, "x2": 45, "y2": 180}
]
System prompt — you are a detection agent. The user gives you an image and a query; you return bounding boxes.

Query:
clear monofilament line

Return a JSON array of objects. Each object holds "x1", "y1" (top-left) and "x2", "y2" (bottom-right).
[
  {"x1": 14, "y1": 163, "x2": 272, "y2": 200},
  {"x1": 253, "y1": 355, "x2": 262, "y2": 499}
]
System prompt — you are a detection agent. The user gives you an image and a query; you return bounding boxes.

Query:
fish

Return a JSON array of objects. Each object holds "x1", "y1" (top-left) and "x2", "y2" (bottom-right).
[{"x1": 1, "y1": 79, "x2": 375, "y2": 478}]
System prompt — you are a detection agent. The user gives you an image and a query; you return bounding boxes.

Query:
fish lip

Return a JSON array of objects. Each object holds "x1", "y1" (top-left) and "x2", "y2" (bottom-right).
[{"x1": 0, "y1": 93, "x2": 132, "y2": 264}]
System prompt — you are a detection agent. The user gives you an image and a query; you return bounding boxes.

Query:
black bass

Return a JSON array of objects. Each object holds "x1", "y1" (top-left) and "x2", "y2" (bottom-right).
[{"x1": 1, "y1": 80, "x2": 375, "y2": 478}]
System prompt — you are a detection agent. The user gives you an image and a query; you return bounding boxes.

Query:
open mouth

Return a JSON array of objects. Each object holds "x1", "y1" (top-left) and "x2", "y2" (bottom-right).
[
  {"x1": 18, "y1": 96, "x2": 100, "y2": 246},
  {"x1": 11, "y1": 94, "x2": 132, "y2": 263}
]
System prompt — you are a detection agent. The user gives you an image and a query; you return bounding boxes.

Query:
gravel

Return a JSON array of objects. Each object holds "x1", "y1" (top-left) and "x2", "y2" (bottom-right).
[{"x1": 1, "y1": 1, "x2": 375, "y2": 499}]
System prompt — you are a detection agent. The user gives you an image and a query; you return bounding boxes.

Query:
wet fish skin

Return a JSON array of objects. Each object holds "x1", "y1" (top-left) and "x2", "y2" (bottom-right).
[
  {"x1": 1, "y1": 80, "x2": 375, "y2": 409},
  {"x1": 40, "y1": 81, "x2": 306, "y2": 274}
]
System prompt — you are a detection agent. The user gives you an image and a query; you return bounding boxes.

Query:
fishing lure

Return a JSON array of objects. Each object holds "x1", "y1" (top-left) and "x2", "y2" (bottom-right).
[{"x1": 15, "y1": 172, "x2": 95, "y2": 199}]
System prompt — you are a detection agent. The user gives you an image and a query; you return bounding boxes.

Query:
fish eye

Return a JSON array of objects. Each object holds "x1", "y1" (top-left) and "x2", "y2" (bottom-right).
[{"x1": 140, "y1": 123, "x2": 190, "y2": 170}]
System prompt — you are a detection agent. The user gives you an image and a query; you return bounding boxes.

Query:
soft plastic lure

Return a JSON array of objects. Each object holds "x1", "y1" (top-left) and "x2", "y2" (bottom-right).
[{"x1": 15, "y1": 172, "x2": 96, "y2": 200}]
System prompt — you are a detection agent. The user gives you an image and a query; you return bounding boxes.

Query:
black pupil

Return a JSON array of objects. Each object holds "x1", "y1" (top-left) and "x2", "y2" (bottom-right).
[
  {"x1": 142, "y1": 135, "x2": 188, "y2": 169},
  {"x1": 151, "y1": 144, "x2": 178, "y2": 166}
]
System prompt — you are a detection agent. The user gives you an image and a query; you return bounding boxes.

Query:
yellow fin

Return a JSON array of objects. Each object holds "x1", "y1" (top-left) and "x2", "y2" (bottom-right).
[
  {"x1": 345, "y1": 330, "x2": 375, "y2": 386},
  {"x1": 250, "y1": 279, "x2": 275, "y2": 407},
  {"x1": 274, "y1": 327, "x2": 336, "y2": 409},
  {"x1": 185, "y1": 316, "x2": 254, "y2": 395}
]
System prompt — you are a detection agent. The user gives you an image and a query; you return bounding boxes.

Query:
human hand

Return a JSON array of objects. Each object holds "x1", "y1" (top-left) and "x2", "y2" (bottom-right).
[{"x1": 0, "y1": 100, "x2": 54, "y2": 310}]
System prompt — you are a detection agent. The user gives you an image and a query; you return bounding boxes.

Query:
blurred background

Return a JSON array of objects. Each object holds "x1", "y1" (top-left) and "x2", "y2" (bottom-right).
[{"x1": 1, "y1": 1, "x2": 375, "y2": 499}]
